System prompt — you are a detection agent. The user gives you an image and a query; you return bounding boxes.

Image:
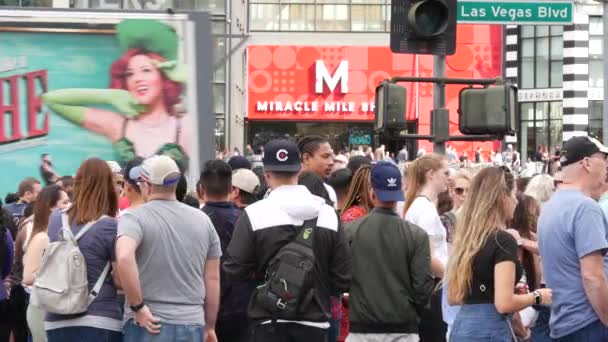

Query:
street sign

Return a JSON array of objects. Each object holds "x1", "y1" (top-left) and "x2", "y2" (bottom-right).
[{"x1": 457, "y1": 0, "x2": 574, "y2": 24}]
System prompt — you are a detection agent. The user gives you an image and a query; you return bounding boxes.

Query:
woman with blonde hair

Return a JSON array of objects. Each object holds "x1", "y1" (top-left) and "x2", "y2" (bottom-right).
[
  {"x1": 524, "y1": 174, "x2": 555, "y2": 203},
  {"x1": 403, "y1": 153, "x2": 450, "y2": 341},
  {"x1": 447, "y1": 167, "x2": 552, "y2": 342}
]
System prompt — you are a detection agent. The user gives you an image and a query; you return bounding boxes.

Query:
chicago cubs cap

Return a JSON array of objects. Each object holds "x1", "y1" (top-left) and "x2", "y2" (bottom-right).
[
  {"x1": 371, "y1": 161, "x2": 404, "y2": 202},
  {"x1": 262, "y1": 139, "x2": 301, "y2": 172}
]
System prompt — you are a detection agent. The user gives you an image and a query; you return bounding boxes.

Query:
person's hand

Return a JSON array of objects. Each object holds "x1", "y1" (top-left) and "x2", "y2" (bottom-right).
[
  {"x1": 109, "y1": 89, "x2": 147, "y2": 117},
  {"x1": 506, "y1": 229, "x2": 523, "y2": 246},
  {"x1": 154, "y1": 60, "x2": 188, "y2": 83},
  {"x1": 134, "y1": 305, "x2": 161, "y2": 335},
  {"x1": 536, "y1": 288, "x2": 553, "y2": 306},
  {"x1": 204, "y1": 328, "x2": 218, "y2": 342}
]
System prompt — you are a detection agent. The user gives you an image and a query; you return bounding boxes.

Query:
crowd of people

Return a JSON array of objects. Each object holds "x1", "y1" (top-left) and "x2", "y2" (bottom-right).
[{"x1": 0, "y1": 134, "x2": 608, "y2": 342}]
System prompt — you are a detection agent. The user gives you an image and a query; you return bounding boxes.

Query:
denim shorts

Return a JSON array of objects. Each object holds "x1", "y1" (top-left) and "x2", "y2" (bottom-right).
[
  {"x1": 123, "y1": 319, "x2": 204, "y2": 342},
  {"x1": 449, "y1": 303, "x2": 515, "y2": 342}
]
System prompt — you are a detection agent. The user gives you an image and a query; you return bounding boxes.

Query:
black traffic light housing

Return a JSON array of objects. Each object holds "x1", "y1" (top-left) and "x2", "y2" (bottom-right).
[
  {"x1": 374, "y1": 80, "x2": 407, "y2": 131},
  {"x1": 390, "y1": 0, "x2": 457, "y2": 55},
  {"x1": 458, "y1": 84, "x2": 518, "y2": 136}
]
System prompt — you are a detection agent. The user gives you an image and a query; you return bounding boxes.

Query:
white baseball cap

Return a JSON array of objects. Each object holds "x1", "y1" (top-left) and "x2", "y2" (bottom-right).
[
  {"x1": 130, "y1": 155, "x2": 181, "y2": 186},
  {"x1": 232, "y1": 169, "x2": 260, "y2": 194}
]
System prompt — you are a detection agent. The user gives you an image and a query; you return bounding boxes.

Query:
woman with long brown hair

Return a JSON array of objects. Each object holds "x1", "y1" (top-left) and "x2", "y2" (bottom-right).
[
  {"x1": 44, "y1": 158, "x2": 122, "y2": 342},
  {"x1": 340, "y1": 165, "x2": 372, "y2": 225},
  {"x1": 402, "y1": 153, "x2": 450, "y2": 341},
  {"x1": 447, "y1": 167, "x2": 552, "y2": 342},
  {"x1": 22, "y1": 185, "x2": 70, "y2": 342}
]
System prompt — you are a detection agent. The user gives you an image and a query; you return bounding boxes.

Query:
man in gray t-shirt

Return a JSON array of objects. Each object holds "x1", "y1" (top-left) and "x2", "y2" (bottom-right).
[{"x1": 116, "y1": 155, "x2": 222, "y2": 341}]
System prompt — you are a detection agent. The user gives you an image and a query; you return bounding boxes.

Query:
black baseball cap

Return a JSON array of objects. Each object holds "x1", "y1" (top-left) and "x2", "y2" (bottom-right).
[
  {"x1": 560, "y1": 136, "x2": 608, "y2": 167},
  {"x1": 228, "y1": 155, "x2": 252, "y2": 171},
  {"x1": 263, "y1": 139, "x2": 301, "y2": 172},
  {"x1": 371, "y1": 161, "x2": 404, "y2": 202}
]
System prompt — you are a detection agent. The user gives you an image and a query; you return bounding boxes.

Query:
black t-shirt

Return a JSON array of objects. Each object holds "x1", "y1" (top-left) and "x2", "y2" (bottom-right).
[{"x1": 464, "y1": 230, "x2": 523, "y2": 304}]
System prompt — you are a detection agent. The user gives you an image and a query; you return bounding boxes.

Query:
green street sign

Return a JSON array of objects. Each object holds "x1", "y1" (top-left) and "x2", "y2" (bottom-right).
[{"x1": 457, "y1": 0, "x2": 574, "y2": 24}]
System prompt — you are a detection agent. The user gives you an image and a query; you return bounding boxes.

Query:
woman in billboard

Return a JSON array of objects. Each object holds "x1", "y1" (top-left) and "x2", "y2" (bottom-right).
[{"x1": 41, "y1": 19, "x2": 190, "y2": 170}]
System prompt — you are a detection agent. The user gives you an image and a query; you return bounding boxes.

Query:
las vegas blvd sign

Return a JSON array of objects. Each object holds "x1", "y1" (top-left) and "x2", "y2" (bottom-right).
[{"x1": 457, "y1": 0, "x2": 574, "y2": 25}]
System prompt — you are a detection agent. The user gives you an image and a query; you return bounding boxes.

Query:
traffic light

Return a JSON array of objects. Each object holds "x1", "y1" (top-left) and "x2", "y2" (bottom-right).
[
  {"x1": 390, "y1": 0, "x2": 457, "y2": 55},
  {"x1": 458, "y1": 84, "x2": 518, "y2": 136},
  {"x1": 374, "y1": 80, "x2": 407, "y2": 131}
]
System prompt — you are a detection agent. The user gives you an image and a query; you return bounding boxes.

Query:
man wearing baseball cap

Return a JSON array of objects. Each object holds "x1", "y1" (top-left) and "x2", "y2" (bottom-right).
[
  {"x1": 346, "y1": 161, "x2": 433, "y2": 342},
  {"x1": 224, "y1": 139, "x2": 350, "y2": 342},
  {"x1": 538, "y1": 136, "x2": 608, "y2": 340},
  {"x1": 116, "y1": 155, "x2": 222, "y2": 342},
  {"x1": 231, "y1": 168, "x2": 260, "y2": 209}
]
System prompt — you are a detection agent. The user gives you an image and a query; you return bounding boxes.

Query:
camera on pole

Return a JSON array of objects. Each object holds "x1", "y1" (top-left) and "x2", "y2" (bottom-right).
[
  {"x1": 458, "y1": 83, "x2": 518, "y2": 136},
  {"x1": 390, "y1": 0, "x2": 457, "y2": 55},
  {"x1": 374, "y1": 80, "x2": 407, "y2": 131}
]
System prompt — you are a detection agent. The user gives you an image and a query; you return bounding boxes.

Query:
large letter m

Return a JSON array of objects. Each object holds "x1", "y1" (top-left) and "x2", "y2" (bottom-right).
[{"x1": 315, "y1": 60, "x2": 348, "y2": 94}]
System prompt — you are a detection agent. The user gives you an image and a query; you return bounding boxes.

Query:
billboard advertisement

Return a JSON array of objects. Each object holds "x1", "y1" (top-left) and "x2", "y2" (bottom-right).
[
  {"x1": 247, "y1": 24, "x2": 503, "y2": 153},
  {"x1": 0, "y1": 11, "x2": 214, "y2": 195}
]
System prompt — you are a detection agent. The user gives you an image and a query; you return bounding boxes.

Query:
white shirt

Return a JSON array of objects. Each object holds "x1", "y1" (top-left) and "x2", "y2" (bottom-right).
[
  {"x1": 324, "y1": 183, "x2": 338, "y2": 209},
  {"x1": 404, "y1": 196, "x2": 449, "y2": 268}
]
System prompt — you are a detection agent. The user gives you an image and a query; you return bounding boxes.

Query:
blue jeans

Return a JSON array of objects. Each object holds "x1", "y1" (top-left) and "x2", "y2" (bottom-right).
[
  {"x1": 450, "y1": 304, "x2": 514, "y2": 342},
  {"x1": 327, "y1": 317, "x2": 341, "y2": 342},
  {"x1": 530, "y1": 305, "x2": 551, "y2": 342},
  {"x1": 554, "y1": 320, "x2": 608, "y2": 342},
  {"x1": 123, "y1": 319, "x2": 204, "y2": 342},
  {"x1": 47, "y1": 326, "x2": 122, "y2": 342}
]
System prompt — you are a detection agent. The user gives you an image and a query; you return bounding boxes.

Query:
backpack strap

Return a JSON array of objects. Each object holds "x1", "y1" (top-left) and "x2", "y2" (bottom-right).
[
  {"x1": 293, "y1": 218, "x2": 317, "y2": 248},
  {"x1": 87, "y1": 262, "x2": 111, "y2": 305},
  {"x1": 60, "y1": 213, "x2": 111, "y2": 305}
]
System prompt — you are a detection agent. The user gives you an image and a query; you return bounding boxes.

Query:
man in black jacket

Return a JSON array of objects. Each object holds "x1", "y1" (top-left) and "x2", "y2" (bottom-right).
[
  {"x1": 346, "y1": 161, "x2": 434, "y2": 342},
  {"x1": 199, "y1": 160, "x2": 254, "y2": 342},
  {"x1": 224, "y1": 139, "x2": 351, "y2": 342}
]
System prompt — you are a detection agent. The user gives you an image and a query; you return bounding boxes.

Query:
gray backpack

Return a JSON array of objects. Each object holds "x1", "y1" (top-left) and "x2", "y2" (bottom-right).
[{"x1": 30, "y1": 212, "x2": 110, "y2": 315}]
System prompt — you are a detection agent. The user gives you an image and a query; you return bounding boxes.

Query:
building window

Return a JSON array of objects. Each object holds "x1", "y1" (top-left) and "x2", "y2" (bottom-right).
[
  {"x1": 1, "y1": 0, "x2": 51, "y2": 6},
  {"x1": 215, "y1": 116, "x2": 225, "y2": 150},
  {"x1": 590, "y1": 17, "x2": 603, "y2": 88},
  {"x1": 589, "y1": 101, "x2": 603, "y2": 142},
  {"x1": 250, "y1": 0, "x2": 391, "y2": 32},
  {"x1": 519, "y1": 101, "x2": 562, "y2": 162},
  {"x1": 519, "y1": 25, "x2": 563, "y2": 89}
]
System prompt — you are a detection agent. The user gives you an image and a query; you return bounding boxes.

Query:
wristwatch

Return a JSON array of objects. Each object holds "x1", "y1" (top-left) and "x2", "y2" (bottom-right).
[
  {"x1": 130, "y1": 301, "x2": 145, "y2": 312},
  {"x1": 532, "y1": 290, "x2": 542, "y2": 305}
]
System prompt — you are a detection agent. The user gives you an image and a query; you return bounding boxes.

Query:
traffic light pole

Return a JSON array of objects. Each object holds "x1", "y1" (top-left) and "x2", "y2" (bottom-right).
[{"x1": 433, "y1": 55, "x2": 447, "y2": 154}]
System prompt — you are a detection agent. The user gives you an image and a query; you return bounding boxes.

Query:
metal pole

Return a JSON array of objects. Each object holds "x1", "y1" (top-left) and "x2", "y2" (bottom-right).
[
  {"x1": 433, "y1": 55, "x2": 446, "y2": 154},
  {"x1": 603, "y1": 1, "x2": 608, "y2": 144}
]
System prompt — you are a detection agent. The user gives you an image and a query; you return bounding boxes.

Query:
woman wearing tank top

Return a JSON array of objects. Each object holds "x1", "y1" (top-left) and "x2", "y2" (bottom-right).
[{"x1": 22, "y1": 186, "x2": 70, "y2": 342}]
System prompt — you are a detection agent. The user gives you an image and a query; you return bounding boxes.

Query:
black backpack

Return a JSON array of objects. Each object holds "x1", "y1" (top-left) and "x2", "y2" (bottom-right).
[{"x1": 253, "y1": 218, "x2": 318, "y2": 320}]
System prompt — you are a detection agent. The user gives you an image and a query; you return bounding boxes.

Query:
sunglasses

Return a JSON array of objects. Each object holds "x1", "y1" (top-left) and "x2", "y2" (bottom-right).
[{"x1": 454, "y1": 187, "x2": 468, "y2": 195}]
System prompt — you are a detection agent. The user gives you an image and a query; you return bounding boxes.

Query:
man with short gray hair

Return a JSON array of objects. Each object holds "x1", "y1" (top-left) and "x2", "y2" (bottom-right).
[
  {"x1": 116, "y1": 155, "x2": 221, "y2": 342},
  {"x1": 538, "y1": 136, "x2": 608, "y2": 340}
]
